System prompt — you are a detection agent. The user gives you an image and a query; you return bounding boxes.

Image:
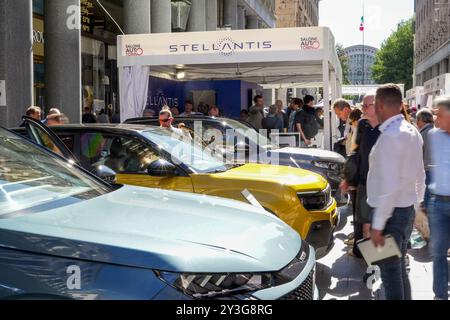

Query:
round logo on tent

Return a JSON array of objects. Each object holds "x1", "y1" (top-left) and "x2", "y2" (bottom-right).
[
  {"x1": 125, "y1": 44, "x2": 144, "y2": 56},
  {"x1": 217, "y1": 37, "x2": 236, "y2": 57},
  {"x1": 300, "y1": 37, "x2": 321, "y2": 50}
]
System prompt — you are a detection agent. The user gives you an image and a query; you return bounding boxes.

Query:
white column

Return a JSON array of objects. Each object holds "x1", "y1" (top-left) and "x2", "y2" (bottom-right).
[{"x1": 322, "y1": 60, "x2": 331, "y2": 150}]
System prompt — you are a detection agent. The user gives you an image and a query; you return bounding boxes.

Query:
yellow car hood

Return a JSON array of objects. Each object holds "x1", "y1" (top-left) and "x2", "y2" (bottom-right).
[{"x1": 216, "y1": 164, "x2": 328, "y2": 191}]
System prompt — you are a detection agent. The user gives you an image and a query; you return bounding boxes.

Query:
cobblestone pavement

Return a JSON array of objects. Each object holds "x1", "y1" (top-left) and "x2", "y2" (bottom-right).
[{"x1": 316, "y1": 206, "x2": 449, "y2": 300}]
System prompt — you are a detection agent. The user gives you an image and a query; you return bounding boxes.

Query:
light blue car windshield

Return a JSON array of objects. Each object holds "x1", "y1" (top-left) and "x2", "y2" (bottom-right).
[
  {"x1": 0, "y1": 129, "x2": 110, "y2": 216},
  {"x1": 141, "y1": 129, "x2": 228, "y2": 173}
]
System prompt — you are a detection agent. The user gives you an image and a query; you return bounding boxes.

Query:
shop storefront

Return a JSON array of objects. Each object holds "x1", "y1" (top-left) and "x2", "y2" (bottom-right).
[
  {"x1": 80, "y1": 0, "x2": 121, "y2": 117},
  {"x1": 33, "y1": 0, "x2": 45, "y2": 109},
  {"x1": 423, "y1": 73, "x2": 450, "y2": 108},
  {"x1": 32, "y1": 0, "x2": 121, "y2": 116}
]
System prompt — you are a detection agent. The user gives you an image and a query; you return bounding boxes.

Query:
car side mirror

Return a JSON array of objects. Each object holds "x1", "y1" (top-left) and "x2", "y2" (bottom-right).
[
  {"x1": 94, "y1": 165, "x2": 117, "y2": 184},
  {"x1": 147, "y1": 159, "x2": 178, "y2": 177}
]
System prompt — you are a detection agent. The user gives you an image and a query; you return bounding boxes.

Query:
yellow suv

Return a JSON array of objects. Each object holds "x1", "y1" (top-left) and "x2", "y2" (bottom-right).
[{"x1": 29, "y1": 124, "x2": 338, "y2": 257}]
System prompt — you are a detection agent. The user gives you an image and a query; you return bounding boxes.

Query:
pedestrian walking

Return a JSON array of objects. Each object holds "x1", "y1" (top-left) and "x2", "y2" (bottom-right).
[
  {"x1": 341, "y1": 93, "x2": 380, "y2": 258},
  {"x1": 262, "y1": 105, "x2": 284, "y2": 138},
  {"x1": 275, "y1": 100, "x2": 289, "y2": 133},
  {"x1": 208, "y1": 105, "x2": 220, "y2": 117},
  {"x1": 287, "y1": 98, "x2": 302, "y2": 133},
  {"x1": 247, "y1": 95, "x2": 266, "y2": 130},
  {"x1": 416, "y1": 108, "x2": 435, "y2": 209},
  {"x1": 427, "y1": 96, "x2": 450, "y2": 300},
  {"x1": 367, "y1": 84, "x2": 426, "y2": 300},
  {"x1": 333, "y1": 99, "x2": 352, "y2": 157},
  {"x1": 20, "y1": 106, "x2": 42, "y2": 126},
  {"x1": 111, "y1": 110, "x2": 121, "y2": 123},
  {"x1": 97, "y1": 109, "x2": 110, "y2": 123},
  {"x1": 346, "y1": 108, "x2": 363, "y2": 157},
  {"x1": 82, "y1": 107, "x2": 97, "y2": 123},
  {"x1": 294, "y1": 95, "x2": 320, "y2": 146},
  {"x1": 180, "y1": 100, "x2": 201, "y2": 116}
]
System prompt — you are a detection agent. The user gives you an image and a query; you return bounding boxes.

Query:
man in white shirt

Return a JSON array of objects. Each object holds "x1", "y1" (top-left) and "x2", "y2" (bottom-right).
[{"x1": 367, "y1": 84, "x2": 426, "y2": 300}]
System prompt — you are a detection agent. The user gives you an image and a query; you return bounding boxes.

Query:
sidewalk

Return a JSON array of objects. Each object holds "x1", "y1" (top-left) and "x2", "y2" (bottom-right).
[{"x1": 316, "y1": 206, "x2": 445, "y2": 300}]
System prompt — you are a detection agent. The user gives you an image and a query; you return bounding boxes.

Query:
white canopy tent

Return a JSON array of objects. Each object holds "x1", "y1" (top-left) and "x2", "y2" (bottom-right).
[{"x1": 117, "y1": 27, "x2": 342, "y2": 150}]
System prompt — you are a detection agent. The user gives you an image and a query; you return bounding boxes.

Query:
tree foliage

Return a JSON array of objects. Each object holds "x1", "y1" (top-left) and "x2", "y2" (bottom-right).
[
  {"x1": 371, "y1": 19, "x2": 414, "y2": 90},
  {"x1": 336, "y1": 43, "x2": 350, "y2": 85}
]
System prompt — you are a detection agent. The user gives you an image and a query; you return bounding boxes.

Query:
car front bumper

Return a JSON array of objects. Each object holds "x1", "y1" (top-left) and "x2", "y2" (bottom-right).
[
  {"x1": 151, "y1": 245, "x2": 318, "y2": 301},
  {"x1": 305, "y1": 204, "x2": 338, "y2": 259},
  {"x1": 252, "y1": 245, "x2": 317, "y2": 300}
]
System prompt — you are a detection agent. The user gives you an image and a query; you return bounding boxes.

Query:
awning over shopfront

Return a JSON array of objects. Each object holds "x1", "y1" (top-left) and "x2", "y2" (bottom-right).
[{"x1": 117, "y1": 27, "x2": 342, "y2": 150}]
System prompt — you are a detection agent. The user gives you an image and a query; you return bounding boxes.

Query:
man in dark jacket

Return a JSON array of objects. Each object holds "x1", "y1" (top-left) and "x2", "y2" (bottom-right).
[
  {"x1": 82, "y1": 107, "x2": 97, "y2": 123},
  {"x1": 416, "y1": 108, "x2": 435, "y2": 209},
  {"x1": 294, "y1": 95, "x2": 320, "y2": 146},
  {"x1": 341, "y1": 93, "x2": 380, "y2": 258}
]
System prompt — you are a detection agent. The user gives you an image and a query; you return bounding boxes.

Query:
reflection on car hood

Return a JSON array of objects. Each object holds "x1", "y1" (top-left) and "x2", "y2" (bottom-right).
[
  {"x1": 0, "y1": 186, "x2": 300, "y2": 273},
  {"x1": 272, "y1": 147, "x2": 345, "y2": 163}
]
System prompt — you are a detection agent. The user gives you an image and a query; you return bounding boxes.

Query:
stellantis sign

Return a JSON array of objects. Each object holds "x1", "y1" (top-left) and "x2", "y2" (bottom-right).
[
  {"x1": 118, "y1": 27, "x2": 326, "y2": 67},
  {"x1": 169, "y1": 37, "x2": 272, "y2": 57}
]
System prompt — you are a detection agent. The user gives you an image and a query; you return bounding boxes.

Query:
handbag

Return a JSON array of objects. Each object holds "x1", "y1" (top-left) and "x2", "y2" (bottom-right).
[
  {"x1": 414, "y1": 207, "x2": 430, "y2": 240},
  {"x1": 343, "y1": 152, "x2": 360, "y2": 187}
]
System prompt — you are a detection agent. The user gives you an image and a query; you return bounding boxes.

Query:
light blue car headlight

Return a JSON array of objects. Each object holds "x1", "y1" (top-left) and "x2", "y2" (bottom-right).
[
  {"x1": 154, "y1": 243, "x2": 311, "y2": 299},
  {"x1": 155, "y1": 271, "x2": 272, "y2": 299}
]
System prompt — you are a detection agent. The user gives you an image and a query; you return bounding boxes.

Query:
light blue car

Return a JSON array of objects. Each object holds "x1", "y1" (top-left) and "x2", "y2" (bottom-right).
[{"x1": 0, "y1": 124, "x2": 317, "y2": 300}]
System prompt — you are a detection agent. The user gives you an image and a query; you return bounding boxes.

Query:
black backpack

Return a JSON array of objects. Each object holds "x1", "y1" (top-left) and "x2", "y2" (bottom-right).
[{"x1": 300, "y1": 110, "x2": 320, "y2": 139}]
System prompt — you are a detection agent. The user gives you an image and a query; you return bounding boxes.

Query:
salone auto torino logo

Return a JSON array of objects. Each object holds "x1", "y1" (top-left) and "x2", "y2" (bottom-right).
[
  {"x1": 169, "y1": 37, "x2": 272, "y2": 57},
  {"x1": 300, "y1": 37, "x2": 320, "y2": 50},
  {"x1": 125, "y1": 44, "x2": 144, "y2": 56}
]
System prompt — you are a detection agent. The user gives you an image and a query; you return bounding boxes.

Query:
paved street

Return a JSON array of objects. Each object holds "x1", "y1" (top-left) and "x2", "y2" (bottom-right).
[{"x1": 317, "y1": 206, "x2": 449, "y2": 300}]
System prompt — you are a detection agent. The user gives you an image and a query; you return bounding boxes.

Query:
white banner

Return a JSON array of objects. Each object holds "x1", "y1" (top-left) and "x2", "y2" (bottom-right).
[{"x1": 118, "y1": 27, "x2": 327, "y2": 67}]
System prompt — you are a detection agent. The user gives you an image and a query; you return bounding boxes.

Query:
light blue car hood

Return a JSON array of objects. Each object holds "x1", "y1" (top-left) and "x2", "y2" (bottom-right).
[{"x1": 0, "y1": 186, "x2": 301, "y2": 273}]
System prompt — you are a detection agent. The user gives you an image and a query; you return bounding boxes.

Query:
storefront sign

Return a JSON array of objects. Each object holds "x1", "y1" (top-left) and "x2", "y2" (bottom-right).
[
  {"x1": 33, "y1": 17, "x2": 44, "y2": 57},
  {"x1": 423, "y1": 73, "x2": 450, "y2": 95},
  {"x1": 0, "y1": 80, "x2": 6, "y2": 106},
  {"x1": 81, "y1": 0, "x2": 94, "y2": 33}
]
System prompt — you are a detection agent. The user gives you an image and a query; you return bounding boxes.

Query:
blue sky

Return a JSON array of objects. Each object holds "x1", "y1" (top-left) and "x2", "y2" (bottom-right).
[{"x1": 319, "y1": 0, "x2": 415, "y2": 49}]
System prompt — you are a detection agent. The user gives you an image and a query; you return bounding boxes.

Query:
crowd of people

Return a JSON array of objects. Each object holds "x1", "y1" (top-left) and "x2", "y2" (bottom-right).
[
  {"x1": 241, "y1": 94, "x2": 324, "y2": 146},
  {"x1": 21, "y1": 106, "x2": 69, "y2": 126},
  {"x1": 140, "y1": 100, "x2": 223, "y2": 120},
  {"x1": 338, "y1": 84, "x2": 450, "y2": 300}
]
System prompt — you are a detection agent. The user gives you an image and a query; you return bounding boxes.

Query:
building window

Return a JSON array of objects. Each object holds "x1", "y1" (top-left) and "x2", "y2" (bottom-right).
[{"x1": 33, "y1": 0, "x2": 44, "y2": 16}]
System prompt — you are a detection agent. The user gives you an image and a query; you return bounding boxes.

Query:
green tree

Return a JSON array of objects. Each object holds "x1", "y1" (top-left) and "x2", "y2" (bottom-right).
[
  {"x1": 336, "y1": 43, "x2": 350, "y2": 85},
  {"x1": 372, "y1": 19, "x2": 414, "y2": 90}
]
